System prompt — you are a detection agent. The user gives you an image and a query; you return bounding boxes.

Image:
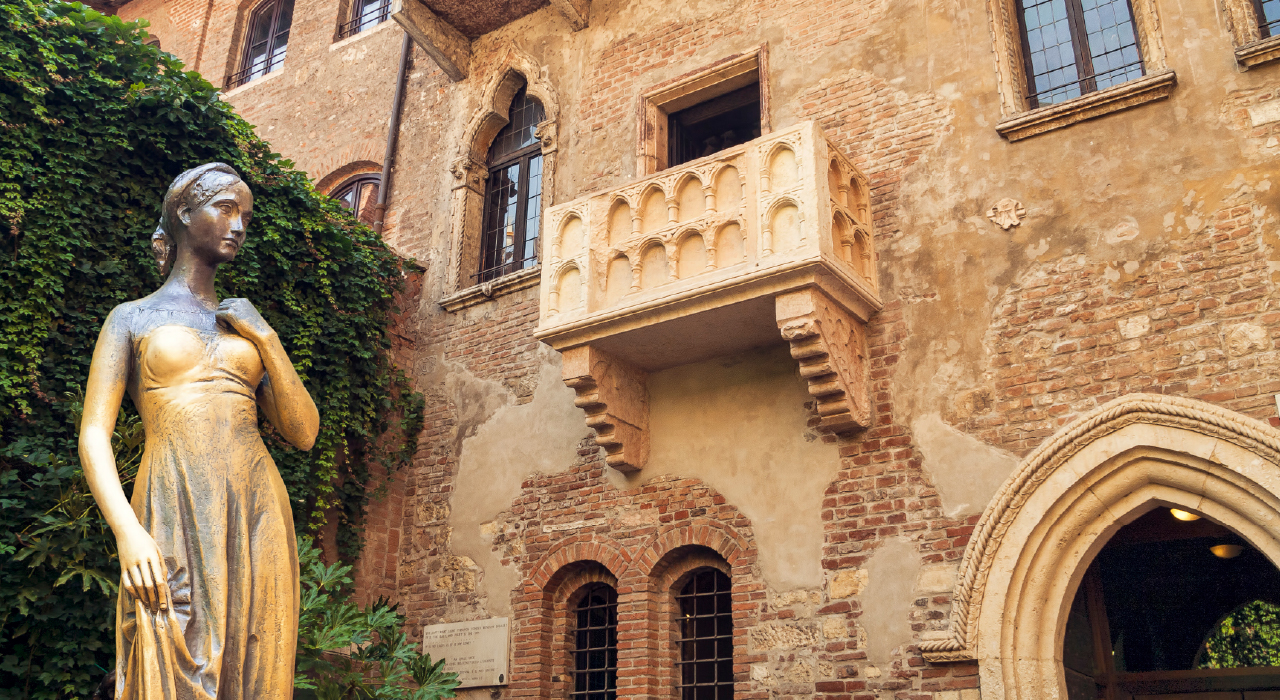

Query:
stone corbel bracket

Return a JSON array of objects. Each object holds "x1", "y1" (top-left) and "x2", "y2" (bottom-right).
[
  {"x1": 561, "y1": 345, "x2": 649, "y2": 472},
  {"x1": 392, "y1": 0, "x2": 471, "y2": 81},
  {"x1": 561, "y1": 288, "x2": 871, "y2": 473},
  {"x1": 776, "y1": 288, "x2": 871, "y2": 433}
]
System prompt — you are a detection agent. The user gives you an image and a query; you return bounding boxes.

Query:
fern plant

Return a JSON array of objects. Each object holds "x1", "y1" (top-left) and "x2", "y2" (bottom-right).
[{"x1": 295, "y1": 537, "x2": 462, "y2": 700}]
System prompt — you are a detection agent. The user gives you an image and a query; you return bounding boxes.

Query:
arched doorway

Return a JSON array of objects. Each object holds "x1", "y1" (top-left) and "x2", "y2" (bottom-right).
[
  {"x1": 920, "y1": 394, "x2": 1280, "y2": 700},
  {"x1": 1063, "y1": 507, "x2": 1280, "y2": 697}
]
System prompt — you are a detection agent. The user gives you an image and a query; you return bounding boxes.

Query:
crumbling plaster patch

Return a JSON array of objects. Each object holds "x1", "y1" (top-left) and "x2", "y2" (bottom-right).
[
  {"x1": 911, "y1": 413, "x2": 1018, "y2": 517},
  {"x1": 861, "y1": 536, "x2": 920, "y2": 664},
  {"x1": 453, "y1": 347, "x2": 592, "y2": 616},
  {"x1": 611, "y1": 346, "x2": 842, "y2": 591}
]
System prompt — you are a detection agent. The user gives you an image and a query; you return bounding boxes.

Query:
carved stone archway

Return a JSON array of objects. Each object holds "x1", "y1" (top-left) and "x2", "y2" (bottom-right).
[{"x1": 921, "y1": 394, "x2": 1280, "y2": 700}]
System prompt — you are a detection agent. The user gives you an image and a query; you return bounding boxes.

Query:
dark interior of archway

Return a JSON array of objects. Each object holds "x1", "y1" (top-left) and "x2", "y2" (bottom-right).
[{"x1": 1064, "y1": 507, "x2": 1280, "y2": 699}]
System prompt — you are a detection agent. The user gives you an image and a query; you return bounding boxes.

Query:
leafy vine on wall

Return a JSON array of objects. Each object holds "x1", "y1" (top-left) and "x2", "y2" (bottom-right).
[{"x1": 0, "y1": 2, "x2": 424, "y2": 697}]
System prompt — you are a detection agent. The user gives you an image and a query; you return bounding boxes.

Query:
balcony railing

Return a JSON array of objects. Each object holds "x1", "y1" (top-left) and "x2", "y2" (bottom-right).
[{"x1": 535, "y1": 121, "x2": 882, "y2": 472}]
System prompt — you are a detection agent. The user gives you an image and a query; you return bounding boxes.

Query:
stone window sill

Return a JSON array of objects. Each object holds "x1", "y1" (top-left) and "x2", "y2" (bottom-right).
[
  {"x1": 1237, "y1": 35, "x2": 1280, "y2": 70},
  {"x1": 330, "y1": 16, "x2": 398, "y2": 52},
  {"x1": 221, "y1": 67, "x2": 284, "y2": 98},
  {"x1": 996, "y1": 69, "x2": 1177, "y2": 142},
  {"x1": 440, "y1": 266, "x2": 541, "y2": 312}
]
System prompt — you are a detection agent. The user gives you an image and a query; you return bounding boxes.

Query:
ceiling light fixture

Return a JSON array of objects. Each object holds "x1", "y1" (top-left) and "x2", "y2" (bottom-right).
[
  {"x1": 1170, "y1": 508, "x2": 1201, "y2": 521},
  {"x1": 1210, "y1": 544, "x2": 1244, "y2": 559}
]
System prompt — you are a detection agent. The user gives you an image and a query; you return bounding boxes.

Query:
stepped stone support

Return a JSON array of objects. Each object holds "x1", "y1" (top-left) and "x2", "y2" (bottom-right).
[
  {"x1": 549, "y1": 0, "x2": 590, "y2": 30},
  {"x1": 392, "y1": 0, "x2": 470, "y2": 81},
  {"x1": 561, "y1": 345, "x2": 649, "y2": 472},
  {"x1": 776, "y1": 288, "x2": 870, "y2": 434}
]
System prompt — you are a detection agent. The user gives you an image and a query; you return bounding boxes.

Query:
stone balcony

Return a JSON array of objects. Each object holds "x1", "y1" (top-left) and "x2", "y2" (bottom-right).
[{"x1": 536, "y1": 121, "x2": 882, "y2": 471}]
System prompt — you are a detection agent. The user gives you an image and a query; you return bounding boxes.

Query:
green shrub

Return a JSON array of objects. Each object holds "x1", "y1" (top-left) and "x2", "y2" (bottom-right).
[
  {"x1": 295, "y1": 537, "x2": 462, "y2": 700},
  {"x1": 0, "y1": 1, "x2": 423, "y2": 697}
]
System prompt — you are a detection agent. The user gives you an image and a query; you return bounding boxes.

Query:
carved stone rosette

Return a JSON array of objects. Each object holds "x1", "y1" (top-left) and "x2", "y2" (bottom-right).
[{"x1": 776, "y1": 288, "x2": 870, "y2": 433}]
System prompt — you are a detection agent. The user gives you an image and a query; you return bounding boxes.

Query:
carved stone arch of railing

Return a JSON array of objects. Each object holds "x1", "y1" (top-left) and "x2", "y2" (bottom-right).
[
  {"x1": 445, "y1": 47, "x2": 561, "y2": 296},
  {"x1": 921, "y1": 393, "x2": 1280, "y2": 700}
]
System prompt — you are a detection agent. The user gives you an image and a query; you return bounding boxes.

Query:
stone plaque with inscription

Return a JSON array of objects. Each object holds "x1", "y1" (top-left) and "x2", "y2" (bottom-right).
[{"x1": 421, "y1": 617, "x2": 510, "y2": 688}]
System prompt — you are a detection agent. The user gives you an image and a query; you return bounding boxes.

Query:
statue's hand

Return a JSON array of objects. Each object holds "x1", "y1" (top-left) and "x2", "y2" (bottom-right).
[
  {"x1": 117, "y1": 524, "x2": 170, "y2": 613},
  {"x1": 216, "y1": 298, "x2": 275, "y2": 344}
]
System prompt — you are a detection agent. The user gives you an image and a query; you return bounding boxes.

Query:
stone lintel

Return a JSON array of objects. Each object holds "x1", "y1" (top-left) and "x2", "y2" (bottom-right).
[
  {"x1": 776, "y1": 287, "x2": 871, "y2": 434},
  {"x1": 561, "y1": 345, "x2": 649, "y2": 472},
  {"x1": 548, "y1": 0, "x2": 590, "y2": 30},
  {"x1": 392, "y1": 0, "x2": 471, "y2": 81}
]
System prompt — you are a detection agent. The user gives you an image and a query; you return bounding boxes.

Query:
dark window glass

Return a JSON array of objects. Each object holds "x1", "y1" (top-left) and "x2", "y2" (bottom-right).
[
  {"x1": 333, "y1": 174, "x2": 381, "y2": 224},
  {"x1": 1016, "y1": 0, "x2": 1143, "y2": 107},
  {"x1": 668, "y1": 83, "x2": 762, "y2": 168},
  {"x1": 336, "y1": 0, "x2": 391, "y2": 40},
  {"x1": 1254, "y1": 0, "x2": 1280, "y2": 38},
  {"x1": 228, "y1": 0, "x2": 294, "y2": 88},
  {"x1": 570, "y1": 584, "x2": 617, "y2": 700},
  {"x1": 478, "y1": 85, "x2": 545, "y2": 283},
  {"x1": 676, "y1": 569, "x2": 734, "y2": 700}
]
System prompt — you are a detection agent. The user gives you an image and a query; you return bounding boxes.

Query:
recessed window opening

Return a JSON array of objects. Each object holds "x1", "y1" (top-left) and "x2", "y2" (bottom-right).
[
  {"x1": 477, "y1": 83, "x2": 545, "y2": 283},
  {"x1": 1015, "y1": 0, "x2": 1144, "y2": 108},
  {"x1": 1253, "y1": 0, "x2": 1280, "y2": 38},
  {"x1": 667, "y1": 82, "x2": 761, "y2": 168},
  {"x1": 228, "y1": 0, "x2": 294, "y2": 88},
  {"x1": 570, "y1": 583, "x2": 618, "y2": 700},
  {"x1": 675, "y1": 568, "x2": 733, "y2": 700},
  {"x1": 336, "y1": 0, "x2": 391, "y2": 40},
  {"x1": 1062, "y1": 507, "x2": 1280, "y2": 699},
  {"x1": 332, "y1": 173, "x2": 381, "y2": 223}
]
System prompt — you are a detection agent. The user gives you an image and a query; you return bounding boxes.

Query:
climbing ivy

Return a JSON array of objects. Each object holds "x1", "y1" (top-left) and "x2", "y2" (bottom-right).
[
  {"x1": 1201, "y1": 600, "x2": 1280, "y2": 669},
  {"x1": 0, "y1": 1, "x2": 423, "y2": 697}
]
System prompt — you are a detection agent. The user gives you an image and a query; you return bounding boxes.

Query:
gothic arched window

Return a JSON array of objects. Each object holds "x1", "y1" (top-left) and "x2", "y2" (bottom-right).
[{"x1": 477, "y1": 85, "x2": 545, "y2": 283}]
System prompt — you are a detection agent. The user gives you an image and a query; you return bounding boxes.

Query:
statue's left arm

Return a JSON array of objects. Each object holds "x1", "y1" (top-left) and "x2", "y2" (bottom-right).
[{"x1": 217, "y1": 298, "x2": 319, "y2": 451}]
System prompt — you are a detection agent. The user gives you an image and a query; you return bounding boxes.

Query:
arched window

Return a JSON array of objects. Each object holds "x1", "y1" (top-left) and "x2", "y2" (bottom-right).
[
  {"x1": 228, "y1": 0, "x2": 294, "y2": 89},
  {"x1": 570, "y1": 583, "x2": 617, "y2": 700},
  {"x1": 675, "y1": 568, "x2": 733, "y2": 700},
  {"x1": 477, "y1": 85, "x2": 545, "y2": 283},
  {"x1": 336, "y1": 0, "x2": 392, "y2": 40},
  {"x1": 332, "y1": 173, "x2": 381, "y2": 223}
]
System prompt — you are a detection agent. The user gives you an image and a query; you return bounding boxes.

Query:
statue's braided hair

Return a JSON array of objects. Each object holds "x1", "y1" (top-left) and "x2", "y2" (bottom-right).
[{"x1": 151, "y1": 162, "x2": 242, "y2": 276}]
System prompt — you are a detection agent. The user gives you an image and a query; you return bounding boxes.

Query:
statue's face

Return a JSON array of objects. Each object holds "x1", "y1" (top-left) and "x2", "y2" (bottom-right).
[{"x1": 181, "y1": 180, "x2": 253, "y2": 265}]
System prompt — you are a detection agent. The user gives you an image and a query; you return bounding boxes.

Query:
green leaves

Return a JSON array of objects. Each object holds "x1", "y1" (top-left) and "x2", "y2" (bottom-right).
[
  {"x1": 0, "y1": 1, "x2": 422, "y2": 697},
  {"x1": 1201, "y1": 600, "x2": 1280, "y2": 669},
  {"x1": 295, "y1": 537, "x2": 461, "y2": 700}
]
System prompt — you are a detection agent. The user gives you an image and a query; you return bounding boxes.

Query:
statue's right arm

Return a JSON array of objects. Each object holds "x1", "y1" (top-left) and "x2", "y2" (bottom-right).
[{"x1": 79, "y1": 307, "x2": 169, "y2": 613}]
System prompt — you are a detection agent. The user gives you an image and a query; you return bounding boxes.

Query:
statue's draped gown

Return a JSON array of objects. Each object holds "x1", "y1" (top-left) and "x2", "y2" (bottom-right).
[{"x1": 115, "y1": 304, "x2": 297, "y2": 700}]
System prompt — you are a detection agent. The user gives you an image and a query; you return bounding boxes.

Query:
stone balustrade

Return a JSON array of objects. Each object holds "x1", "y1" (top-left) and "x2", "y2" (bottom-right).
[{"x1": 535, "y1": 121, "x2": 882, "y2": 471}]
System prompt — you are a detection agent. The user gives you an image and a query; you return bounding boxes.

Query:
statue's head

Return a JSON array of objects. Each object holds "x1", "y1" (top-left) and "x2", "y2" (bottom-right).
[{"x1": 152, "y1": 163, "x2": 253, "y2": 276}]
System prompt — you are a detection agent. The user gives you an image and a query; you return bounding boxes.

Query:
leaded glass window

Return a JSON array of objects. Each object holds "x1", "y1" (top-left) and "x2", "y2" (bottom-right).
[
  {"x1": 1016, "y1": 0, "x2": 1144, "y2": 107},
  {"x1": 477, "y1": 85, "x2": 545, "y2": 283}
]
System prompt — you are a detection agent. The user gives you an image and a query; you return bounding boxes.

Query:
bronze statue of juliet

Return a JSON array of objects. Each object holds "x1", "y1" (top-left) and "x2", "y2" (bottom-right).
[{"x1": 79, "y1": 163, "x2": 318, "y2": 699}]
